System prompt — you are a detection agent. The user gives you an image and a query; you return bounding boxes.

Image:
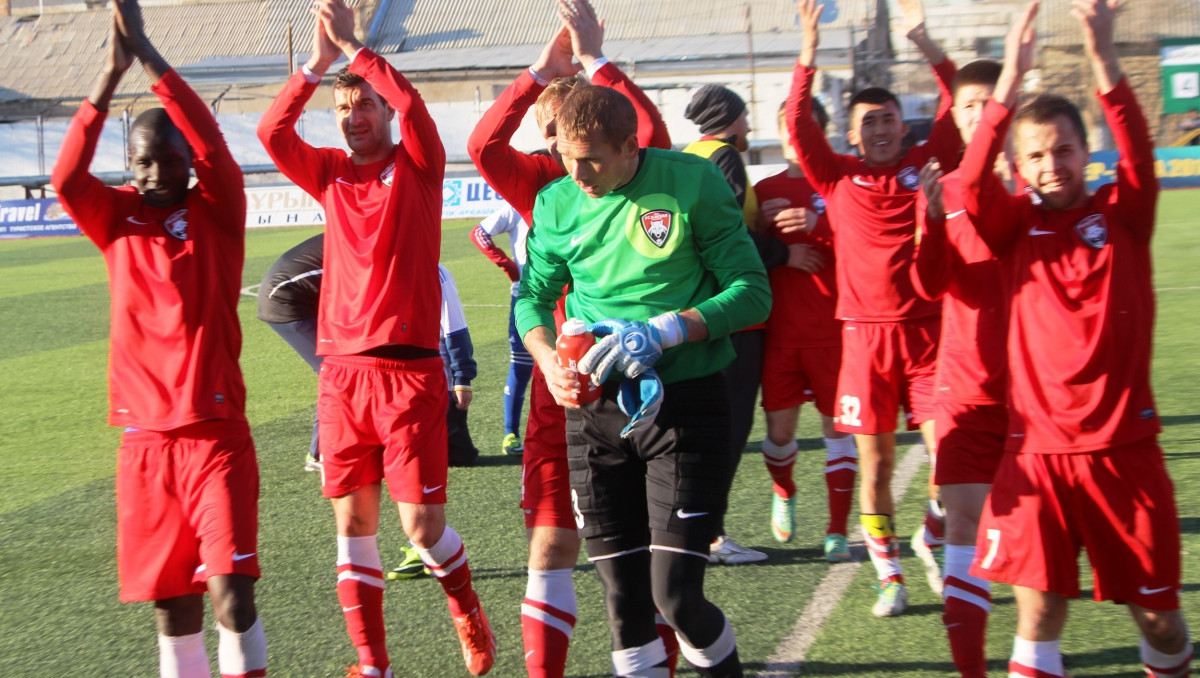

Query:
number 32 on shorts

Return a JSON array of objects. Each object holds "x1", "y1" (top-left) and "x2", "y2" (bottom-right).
[{"x1": 838, "y1": 395, "x2": 863, "y2": 427}]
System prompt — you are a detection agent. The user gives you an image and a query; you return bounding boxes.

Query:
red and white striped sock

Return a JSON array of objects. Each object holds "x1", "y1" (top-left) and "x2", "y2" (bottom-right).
[
  {"x1": 521, "y1": 568, "x2": 577, "y2": 678},
  {"x1": 418, "y1": 526, "x2": 480, "y2": 617},
  {"x1": 823, "y1": 436, "x2": 857, "y2": 535},
  {"x1": 1009, "y1": 636, "x2": 1063, "y2": 677},
  {"x1": 337, "y1": 535, "x2": 388, "y2": 672},
  {"x1": 1142, "y1": 632, "x2": 1193, "y2": 677},
  {"x1": 159, "y1": 630, "x2": 210, "y2": 678},
  {"x1": 943, "y1": 545, "x2": 990, "y2": 678},
  {"x1": 761, "y1": 439, "x2": 798, "y2": 498},
  {"x1": 861, "y1": 514, "x2": 903, "y2": 582},
  {"x1": 217, "y1": 619, "x2": 267, "y2": 678}
]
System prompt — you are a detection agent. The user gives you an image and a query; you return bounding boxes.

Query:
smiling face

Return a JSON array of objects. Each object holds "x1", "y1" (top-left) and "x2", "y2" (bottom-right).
[
  {"x1": 846, "y1": 99, "x2": 908, "y2": 167},
  {"x1": 334, "y1": 81, "x2": 394, "y2": 163},
  {"x1": 952, "y1": 83, "x2": 995, "y2": 146},
  {"x1": 1013, "y1": 115, "x2": 1090, "y2": 210},
  {"x1": 557, "y1": 129, "x2": 639, "y2": 199},
  {"x1": 128, "y1": 121, "x2": 191, "y2": 209}
]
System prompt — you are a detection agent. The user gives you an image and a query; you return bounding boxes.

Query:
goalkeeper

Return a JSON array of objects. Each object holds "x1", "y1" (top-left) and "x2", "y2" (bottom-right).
[{"x1": 514, "y1": 84, "x2": 769, "y2": 678}]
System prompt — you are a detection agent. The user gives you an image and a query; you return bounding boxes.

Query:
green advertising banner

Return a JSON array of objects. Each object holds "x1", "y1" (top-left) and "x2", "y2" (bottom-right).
[{"x1": 1162, "y1": 38, "x2": 1200, "y2": 114}]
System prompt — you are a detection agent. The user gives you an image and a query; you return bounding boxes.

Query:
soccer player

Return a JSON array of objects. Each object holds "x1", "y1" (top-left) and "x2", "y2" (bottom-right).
[
  {"x1": 466, "y1": 2, "x2": 675, "y2": 675},
  {"x1": 515, "y1": 83, "x2": 770, "y2": 678},
  {"x1": 960, "y1": 2, "x2": 1193, "y2": 676},
  {"x1": 469, "y1": 202, "x2": 534, "y2": 456},
  {"x1": 909, "y1": 57, "x2": 1009, "y2": 678},
  {"x1": 256, "y1": 2, "x2": 494, "y2": 675},
  {"x1": 50, "y1": 1, "x2": 267, "y2": 676},
  {"x1": 256, "y1": 235, "x2": 482, "y2": 470},
  {"x1": 755, "y1": 99, "x2": 858, "y2": 563},
  {"x1": 788, "y1": 0, "x2": 962, "y2": 616}
]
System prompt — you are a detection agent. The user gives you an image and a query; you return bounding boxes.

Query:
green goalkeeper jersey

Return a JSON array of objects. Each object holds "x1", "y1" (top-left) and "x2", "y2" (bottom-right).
[{"x1": 515, "y1": 147, "x2": 770, "y2": 384}]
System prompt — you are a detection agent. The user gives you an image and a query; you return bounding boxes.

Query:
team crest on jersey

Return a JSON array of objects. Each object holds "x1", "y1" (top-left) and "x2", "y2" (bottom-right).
[
  {"x1": 1075, "y1": 213, "x2": 1108, "y2": 249},
  {"x1": 163, "y1": 209, "x2": 189, "y2": 240},
  {"x1": 811, "y1": 193, "x2": 827, "y2": 215},
  {"x1": 380, "y1": 162, "x2": 396, "y2": 187},
  {"x1": 640, "y1": 209, "x2": 673, "y2": 248},
  {"x1": 898, "y1": 165, "x2": 921, "y2": 191}
]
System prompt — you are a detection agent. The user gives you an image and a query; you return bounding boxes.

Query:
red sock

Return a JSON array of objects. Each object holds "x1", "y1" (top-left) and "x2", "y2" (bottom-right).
[
  {"x1": 418, "y1": 527, "x2": 480, "y2": 617},
  {"x1": 824, "y1": 437, "x2": 857, "y2": 535},
  {"x1": 656, "y1": 612, "x2": 679, "y2": 678},
  {"x1": 943, "y1": 545, "x2": 990, "y2": 678},
  {"x1": 337, "y1": 536, "x2": 388, "y2": 670},
  {"x1": 761, "y1": 439, "x2": 798, "y2": 498},
  {"x1": 521, "y1": 569, "x2": 576, "y2": 678}
]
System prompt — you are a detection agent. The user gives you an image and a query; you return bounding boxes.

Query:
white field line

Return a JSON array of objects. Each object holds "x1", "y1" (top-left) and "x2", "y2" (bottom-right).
[{"x1": 757, "y1": 442, "x2": 929, "y2": 678}]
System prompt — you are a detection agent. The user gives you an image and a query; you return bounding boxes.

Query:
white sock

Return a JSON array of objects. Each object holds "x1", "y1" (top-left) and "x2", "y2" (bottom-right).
[
  {"x1": 337, "y1": 534, "x2": 383, "y2": 572},
  {"x1": 1009, "y1": 636, "x2": 1063, "y2": 677},
  {"x1": 943, "y1": 544, "x2": 990, "y2": 610},
  {"x1": 217, "y1": 618, "x2": 267, "y2": 677},
  {"x1": 523, "y1": 568, "x2": 577, "y2": 638},
  {"x1": 159, "y1": 630, "x2": 211, "y2": 678},
  {"x1": 416, "y1": 526, "x2": 467, "y2": 577},
  {"x1": 612, "y1": 640, "x2": 669, "y2": 677},
  {"x1": 677, "y1": 615, "x2": 737, "y2": 668},
  {"x1": 1142, "y1": 631, "x2": 1193, "y2": 678},
  {"x1": 824, "y1": 435, "x2": 857, "y2": 459}
]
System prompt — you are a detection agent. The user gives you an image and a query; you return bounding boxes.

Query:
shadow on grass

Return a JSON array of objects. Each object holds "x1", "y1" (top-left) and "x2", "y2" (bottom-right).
[
  {"x1": 1161, "y1": 414, "x2": 1200, "y2": 427},
  {"x1": 462, "y1": 453, "x2": 523, "y2": 468}
]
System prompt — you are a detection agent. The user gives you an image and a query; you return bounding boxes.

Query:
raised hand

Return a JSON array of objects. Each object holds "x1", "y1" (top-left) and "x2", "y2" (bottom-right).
[
  {"x1": 306, "y1": 7, "x2": 341, "y2": 75},
  {"x1": 107, "y1": 17, "x2": 134, "y2": 76},
  {"x1": 920, "y1": 159, "x2": 945, "y2": 222},
  {"x1": 531, "y1": 25, "x2": 581, "y2": 82},
  {"x1": 312, "y1": 0, "x2": 362, "y2": 57},
  {"x1": 897, "y1": 0, "x2": 926, "y2": 39},
  {"x1": 797, "y1": 0, "x2": 824, "y2": 67},
  {"x1": 1072, "y1": 0, "x2": 1121, "y2": 91},
  {"x1": 558, "y1": 0, "x2": 604, "y2": 69},
  {"x1": 994, "y1": 1, "x2": 1038, "y2": 108},
  {"x1": 112, "y1": 0, "x2": 169, "y2": 81}
]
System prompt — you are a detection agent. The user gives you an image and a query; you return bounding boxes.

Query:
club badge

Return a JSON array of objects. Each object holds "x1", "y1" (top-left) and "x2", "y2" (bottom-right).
[
  {"x1": 811, "y1": 192, "x2": 827, "y2": 215},
  {"x1": 898, "y1": 165, "x2": 920, "y2": 191},
  {"x1": 1074, "y1": 213, "x2": 1108, "y2": 249},
  {"x1": 640, "y1": 209, "x2": 673, "y2": 248},
  {"x1": 380, "y1": 162, "x2": 396, "y2": 187},
  {"x1": 163, "y1": 209, "x2": 188, "y2": 240}
]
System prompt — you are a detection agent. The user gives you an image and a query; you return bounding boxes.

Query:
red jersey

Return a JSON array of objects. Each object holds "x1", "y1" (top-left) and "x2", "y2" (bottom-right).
[
  {"x1": 912, "y1": 169, "x2": 1011, "y2": 404},
  {"x1": 753, "y1": 170, "x2": 840, "y2": 348},
  {"x1": 51, "y1": 70, "x2": 247, "y2": 431},
  {"x1": 258, "y1": 49, "x2": 444, "y2": 355},
  {"x1": 467, "y1": 61, "x2": 672, "y2": 226},
  {"x1": 786, "y1": 62, "x2": 962, "y2": 322},
  {"x1": 962, "y1": 78, "x2": 1160, "y2": 453}
]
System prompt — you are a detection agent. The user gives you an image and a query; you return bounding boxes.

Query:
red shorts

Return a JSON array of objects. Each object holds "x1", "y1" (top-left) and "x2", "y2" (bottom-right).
[
  {"x1": 317, "y1": 355, "x2": 448, "y2": 504},
  {"x1": 971, "y1": 439, "x2": 1181, "y2": 610},
  {"x1": 116, "y1": 419, "x2": 260, "y2": 602},
  {"x1": 932, "y1": 401, "x2": 1007, "y2": 485},
  {"x1": 834, "y1": 318, "x2": 939, "y2": 434},
  {"x1": 760, "y1": 344, "x2": 841, "y2": 416},
  {"x1": 521, "y1": 365, "x2": 573, "y2": 530}
]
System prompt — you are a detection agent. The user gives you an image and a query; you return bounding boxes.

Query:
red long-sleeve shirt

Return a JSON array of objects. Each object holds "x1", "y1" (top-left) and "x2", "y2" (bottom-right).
[
  {"x1": 754, "y1": 171, "x2": 841, "y2": 349},
  {"x1": 786, "y1": 61, "x2": 962, "y2": 322},
  {"x1": 961, "y1": 78, "x2": 1160, "y2": 453},
  {"x1": 51, "y1": 70, "x2": 247, "y2": 431},
  {"x1": 912, "y1": 169, "x2": 1011, "y2": 404},
  {"x1": 258, "y1": 49, "x2": 444, "y2": 355}
]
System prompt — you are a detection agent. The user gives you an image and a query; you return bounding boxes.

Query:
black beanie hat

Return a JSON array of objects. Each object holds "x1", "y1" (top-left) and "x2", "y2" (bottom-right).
[{"x1": 685, "y1": 84, "x2": 747, "y2": 136}]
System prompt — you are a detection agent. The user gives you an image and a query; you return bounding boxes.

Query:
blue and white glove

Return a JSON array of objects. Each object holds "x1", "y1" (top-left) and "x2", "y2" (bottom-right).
[
  {"x1": 618, "y1": 370, "x2": 665, "y2": 438},
  {"x1": 579, "y1": 312, "x2": 688, "y2": 383}
]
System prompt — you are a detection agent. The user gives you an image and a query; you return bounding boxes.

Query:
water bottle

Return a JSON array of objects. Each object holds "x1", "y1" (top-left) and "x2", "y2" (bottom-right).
[{"x1": 556, "y1": 318, "x2": 602, "y2": 404}]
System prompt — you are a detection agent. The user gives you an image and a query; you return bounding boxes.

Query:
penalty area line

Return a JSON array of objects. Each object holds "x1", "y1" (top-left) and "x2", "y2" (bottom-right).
[{"x1": 757, "y1": 442, "x2": 929, "y2": 678}]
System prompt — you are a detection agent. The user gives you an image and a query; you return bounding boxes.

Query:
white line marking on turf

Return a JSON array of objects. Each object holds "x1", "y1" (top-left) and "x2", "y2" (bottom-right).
[
  {"x1": 757, "y1": 442, "x2": 929, "y2": 678},
  {"x1": 1157, "y1": 286, "x2": 1200, "y2": 291}
]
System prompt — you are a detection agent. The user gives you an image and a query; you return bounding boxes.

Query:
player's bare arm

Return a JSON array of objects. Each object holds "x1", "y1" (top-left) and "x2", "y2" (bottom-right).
[
  {"x1": 113, "y1": 0, "x2": 170, "y2": 81},
  {"x1": 313, "y1": 0, "x2": 363, "y2": 60},
  {"x1": 797, "y1": 0, "x2": 823, "y2": 68},
  {"x1": 559, "y1": 0, "x2": 605, "y2": 71},
  {"x1": 1073, "y1": 0, "x2": 1122, "y2": 94},
  {"x1": 898, "y1": 0, "x2": 947, "y2": 65},
  {"x1": 992, "y1": 2, "x2": 1039, "y2": 109},
  {"x1": 88, "y1": 17, "x2": 133, "y2": 111},
  {"x1": 305, "y1": 4, "x2": 342, "y2": 77}
]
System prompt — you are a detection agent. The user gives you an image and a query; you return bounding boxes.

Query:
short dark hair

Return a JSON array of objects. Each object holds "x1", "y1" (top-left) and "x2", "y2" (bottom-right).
[
  {"x1": 556, "y1": 85, "x2": 637, "y2": 150},
  {"x1": 128, "y1": 108, "x2": 185, "y2": 153},
  {"x1": 849, "y1": 87, "x2": 900, "y2": 120},
  {"x1": 333, "y1": 66, "x2": 365, "y2": 92},
  {"x1": 1014, "y1": 93, "x2": 1087, "y2": 151},
  {"x1": 777, "y1": 98, "x2": 830, "y2": 132},
  {"x1": 952, "y1": 60, "x2": 1002, "y2": 97}
]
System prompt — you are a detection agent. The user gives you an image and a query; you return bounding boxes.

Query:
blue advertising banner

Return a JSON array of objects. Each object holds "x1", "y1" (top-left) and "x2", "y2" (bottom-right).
[
  {"x1": 0, "y1": 199, "x2": 80, "y2": 239},
  {"x1": 1085, "y1": 147, "x2": 1200, "y2": 191}
]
